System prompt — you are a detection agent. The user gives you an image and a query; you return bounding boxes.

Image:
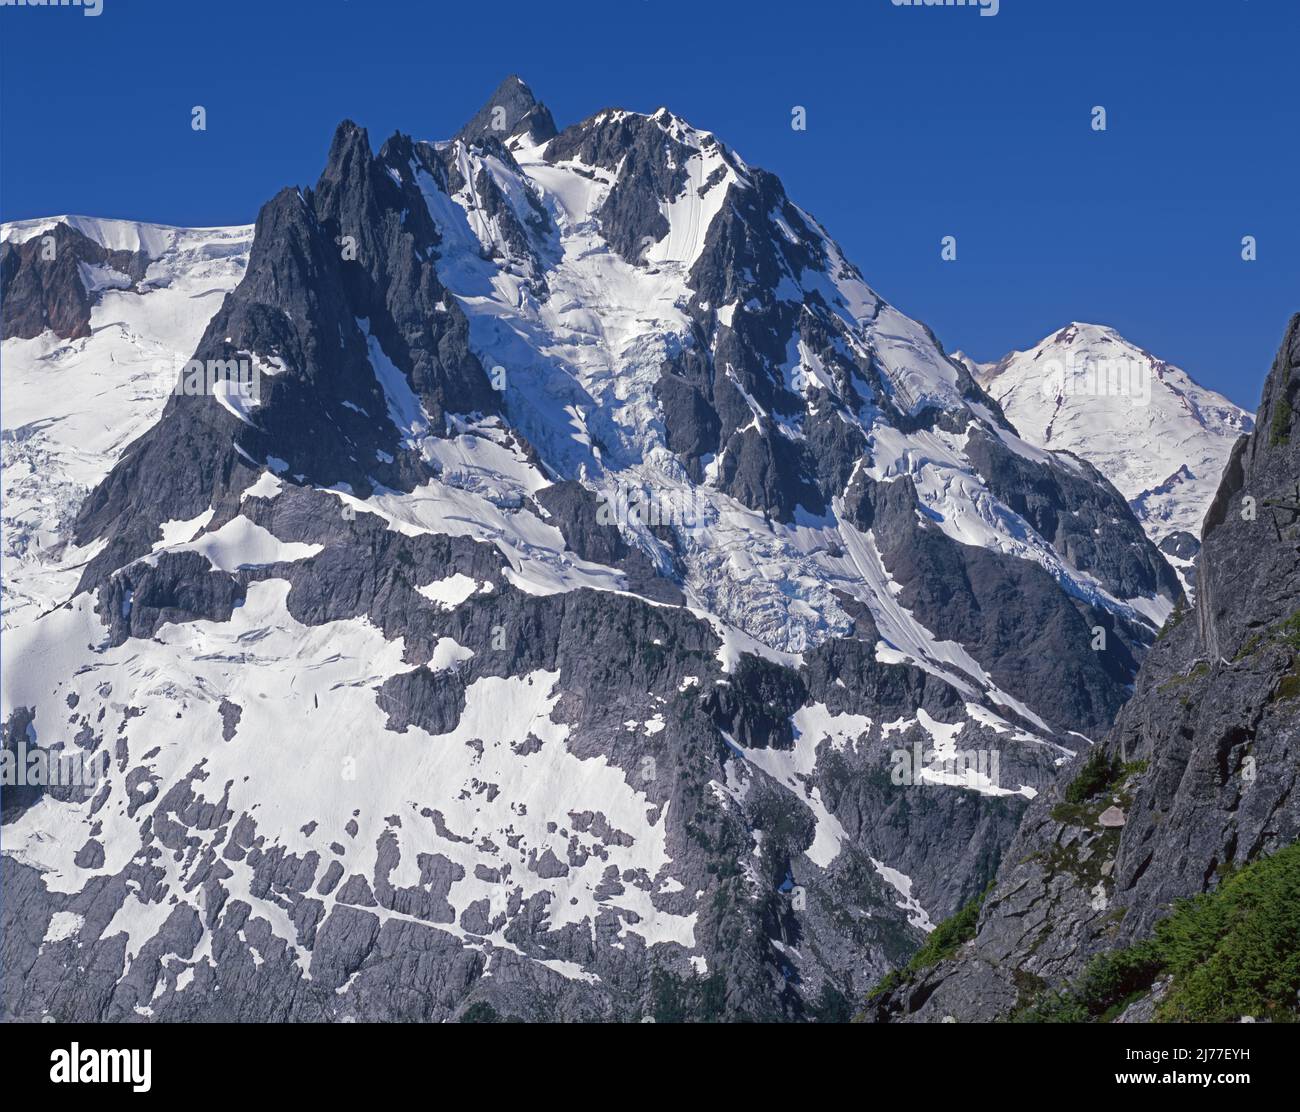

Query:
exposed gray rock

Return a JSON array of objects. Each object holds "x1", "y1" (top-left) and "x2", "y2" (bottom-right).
[
  {"x1": 869, "y1": 314, "x2": 1300, "y2": 1023},
  {"x1": 457, "y1": 75, "x2": 558, "y2": 147},
  {"x1": 1, "y1": 222, "x2": 148, "y2": 341}
]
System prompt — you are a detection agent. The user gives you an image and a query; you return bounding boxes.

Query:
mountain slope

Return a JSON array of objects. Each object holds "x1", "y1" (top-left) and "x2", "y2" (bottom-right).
[
  {"x1": 868, "y1": 315, "x2": 1300, "y2": 1023},
  {"x1": 1, "y1": 218, "x2": 253, "y2": 628},
  {"x1": 1, "y1": 80, "x2": 1186, "y2": 1022},
  {"x1": 977, "y1": 323, "x2": 1254, "y2": 589}
]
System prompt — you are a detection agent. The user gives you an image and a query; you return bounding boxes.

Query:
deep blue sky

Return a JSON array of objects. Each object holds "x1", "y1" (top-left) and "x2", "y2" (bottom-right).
[{"x1": 2, "y1": 0, "x2": 1295, "y2": 408}]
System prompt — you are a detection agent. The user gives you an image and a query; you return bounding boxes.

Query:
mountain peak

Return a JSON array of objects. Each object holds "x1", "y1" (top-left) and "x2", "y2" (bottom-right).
[
  {"x1": 457, "y1": 75, "x2": 557, "y2": 147},
  {"x1": 3, "y1": 86, "x2": 1242, "y2": 1028},
  {"x1": 950, "y1": 350, "x2": 993, "y2": 380},
  {"x1": 316, "y1": 119, "x2": 374, "y2": 194},
  {"x1": 1048, "y1": 321, "x2": 1130, "y2": 348},
  {"x1": 1063, "y1": 320, "x2": 1115, "y2": 333},
  {"x1": 980, "y1": 322, "x2": 1254, "y2": 557}
]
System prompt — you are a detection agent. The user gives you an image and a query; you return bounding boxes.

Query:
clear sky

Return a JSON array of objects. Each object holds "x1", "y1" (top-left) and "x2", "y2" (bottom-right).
[{"x1": 1, "y1": 0, "x2": 1295, "y2": 408}]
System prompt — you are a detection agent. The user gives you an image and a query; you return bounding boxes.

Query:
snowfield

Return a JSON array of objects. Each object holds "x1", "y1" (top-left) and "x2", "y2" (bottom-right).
[
  {"x1": 1, "y1": 219, "x2": 253, "y2": 627},
  {"x1": 978, "y1": 322, "x2": 1253, "y2": 548}
]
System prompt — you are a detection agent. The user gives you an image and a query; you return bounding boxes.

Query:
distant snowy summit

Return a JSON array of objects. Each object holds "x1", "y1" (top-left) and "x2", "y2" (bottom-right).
[{"x1": 971, "y1": 323, "x2": 1253, "y2": 587}]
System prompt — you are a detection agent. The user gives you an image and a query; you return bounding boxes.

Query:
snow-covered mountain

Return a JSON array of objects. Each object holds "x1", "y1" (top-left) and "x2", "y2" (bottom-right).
[
  {"x1": 1, "y1": 218, "x2": 253, "y2": 627},
  {"x1": 975, "y1": 323, "x2": 1254, "y2": 587},
  {"x1": 1, "y1": 78, "x2": 1188, "y2": 1022}
]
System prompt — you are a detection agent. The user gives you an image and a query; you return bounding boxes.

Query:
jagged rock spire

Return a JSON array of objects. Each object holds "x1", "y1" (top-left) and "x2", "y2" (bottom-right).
[{"x1": 457, "y1": 75, "x2": 557, "y2": 146}]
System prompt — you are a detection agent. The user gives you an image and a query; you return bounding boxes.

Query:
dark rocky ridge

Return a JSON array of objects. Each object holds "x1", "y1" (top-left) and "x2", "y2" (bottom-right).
[
  {"x1": 622, "y1": 113, "x2": 1180, "y2": 734},
  {"x1": 457, "y1": 74, "x2": 558, "y2": 147},
  {"x1": 1158, "y1": 529, "x2": 1201, "y2": 591},
  {"x1": 1, "y1": 222, "x2": 149, "y2": 340},
  {"x1": 71, "y1": 120, "x2": 504, "y2": 590},
  {"x1": 845, "y1": 471, "x2": 1147, "y2": 737}
]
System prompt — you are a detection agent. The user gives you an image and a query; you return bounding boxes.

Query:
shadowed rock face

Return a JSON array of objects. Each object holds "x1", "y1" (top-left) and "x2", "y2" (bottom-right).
[
  {"x1": 1, "y1": 222, "x2": 148, "y2": 340},
  {"x1": 0, "y1": 79, "x2": 1205, "y2": 1024},
  {"x1": 70, "y1": 120, "x2": 502, "y2": 589},
  {"x1": 1159, "y1": 529, "x2": 1201, "y2": 590},
  {"x1": 457, "y1": 74, "x2": 558, "y2": 147},
  {"x1": 868, "y1": 315, "x2": 1300, "y2": 1023},
  {"x1": 849, "y1": 472, "x2": 1147, "y2": 738},
  {"x1": 1158, "y1": 529, "x2": 1200, "y2": 562},
  {"x1": 546, "y1": 109, "x2": 699, "y2": 266}
]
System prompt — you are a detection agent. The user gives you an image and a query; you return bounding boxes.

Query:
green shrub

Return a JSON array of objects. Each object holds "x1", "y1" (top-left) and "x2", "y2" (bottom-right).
[
  {"x1": 1277, "y1": 610, "x2": 1300, "y2": 652},
  {"x1": 459, "y1": 1000, "x2": 501, "y2": 1023},
  {"x1": 1154, "y1": 845, "x2": 1300, "y2": 1021},
  {"x1": 650, "y1": 967, "x2": 729, "y2": 1023},
  {"x1": 1014, "y1": 842, "x2": 1300, "y2": 1023},
  {"x1": 1013, "y1": 989, "x2": 1092, "y2": 1023},
  {"x1": 1064, "y1": 748, "x2": 1122, "y2": 804},
  {"x1": 1158, "y1": 661, "x2": 1209, "y2": 693},
  {"x1": 1156, "y1": 601, "x2": 1188, "y2": 641},
  {"x1": 1276, "y1": 667, "x2": 1300, "y2": 702},
  {"x1": 867, "y1": 884, "x2": 991, "y2": 1000},
  {"x1": 1271, "y1": 394, "x2": 1294, "y2": 446},
  {"x1": 1072, "y1": 943, "x2": 1164, "y2": 1019}
]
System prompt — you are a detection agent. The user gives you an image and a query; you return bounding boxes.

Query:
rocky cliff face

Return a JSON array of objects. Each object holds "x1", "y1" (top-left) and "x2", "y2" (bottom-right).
[
  {"x1": 2, "y1": 80, "x2": 1190, "y2": 1022},
  {"x1": 1, "y1": 221, "x2": 150, "y2": 342},
  {"x1": 867, "y1": 315, "x2": 1300, "y2": 1023}
]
